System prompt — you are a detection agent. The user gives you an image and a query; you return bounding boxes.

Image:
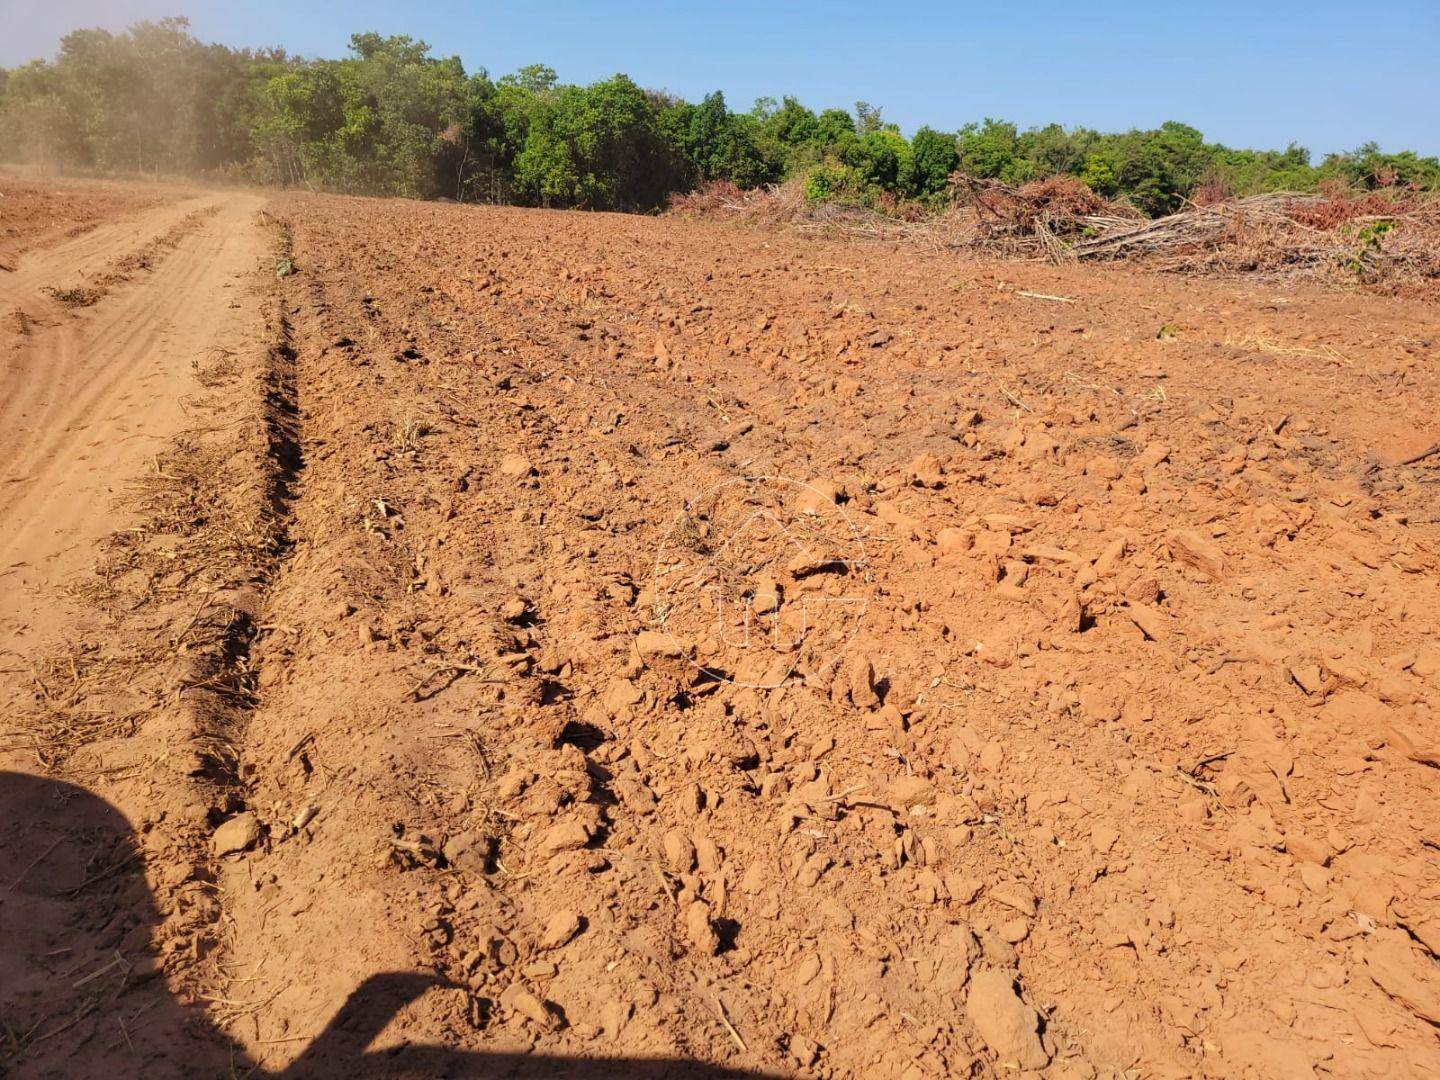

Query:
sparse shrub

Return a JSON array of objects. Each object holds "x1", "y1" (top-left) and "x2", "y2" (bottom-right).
[
  {"x1": 43, "y1": 285, "x2": 102, "y2": 306},
  {"x1": 803, "y1": 162, "x2": 863, "y2": 204}
]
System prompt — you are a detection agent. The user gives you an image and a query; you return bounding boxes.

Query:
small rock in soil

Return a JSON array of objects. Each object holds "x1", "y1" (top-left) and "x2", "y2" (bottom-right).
[
  {"x1": 499, "y1": 982, "x2": 560, "y2": 1030},
  {"x1": 663, "y1": 829, "x2": 696, "y2": 872},
  {"x1": 541, "y1": 909, "x2": 583, "y2": 949},
  {"x1": 499, "y1": 453, "x2": 535, "y2": 478},
  {"x1": 635, "y1": 629, "x2": 690, "y2": 660},
  {"x1": 685, "y1": 900, "x2": 720, "y2": 954},
  {"x1": 848, "y1": 653, "x2": 880, "y2": 708},
  {"x1": 1169, "y1": 529, "x2": 1226, "y2": 579},
  {"x1": 989, "y1": 882, "x2": 1038, "y2": 917},
  {"x1": 538, "y1": 819, "x2": 591, "y2": 857},
  {"x1": 212, "y1": 812, "x2": 262, "y2": 856}
]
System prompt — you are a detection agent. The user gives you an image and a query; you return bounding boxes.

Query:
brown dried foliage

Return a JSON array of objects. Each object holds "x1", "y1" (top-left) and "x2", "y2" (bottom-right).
[{"x1": 667, "y1": 174, "x2": 1439, "y2": 294}]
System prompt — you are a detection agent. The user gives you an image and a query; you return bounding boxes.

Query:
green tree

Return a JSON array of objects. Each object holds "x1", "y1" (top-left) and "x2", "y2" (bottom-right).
[
  {"x1": 1321, "y1": 142, "x2": 1440, "y2": 189},
  {"x1": 509, "y1": 63, "x2": 557, "y2": 94},
  {"x1": 1079, "y1": 153, "x2": 1117, "y2": 195},
  {"x1": 906, "y1": 126, "x2": 958, "y2": 196},
  {"x1": 513, "y1": 74, "x2": 680, "y2": 210},
  {"x1": 816, "y1": 107, "x2": 856, "y2": 146},
  {"x1": 0, "y1": 60, "x2": 78, "y2": 168},
  {"x1": 665, "y1": 90, "x2": 771, "y2": 187},
  {"x1": 247, "y1": 32, "x2": 476, "y2": 197},
  {"x1": 956, "y1": 118, "x2": 1018, "y2": 180},
  {"x1": 1109, "y1": 121, "x2": 1210, "y2": 214},
  {"x1": 843, "y1": 128, "x2": 906, "y2": 190},
  {"x1": 4, "y1": 17, "x2": 1436, "y2": 215},
  {"x1": 854, "y1": 100, "x2": 884, "y2": 134}
]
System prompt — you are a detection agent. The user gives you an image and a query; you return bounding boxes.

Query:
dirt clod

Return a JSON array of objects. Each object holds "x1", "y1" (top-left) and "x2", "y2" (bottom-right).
[
  {"x1": 500, "y1": 983, "x2": 561, "y2": 1030},
  {"x1": 541, "y1": 909, "x2": 583, "y2": 950},
  {"x1": 966, "y1": 968, "x2": 1050, "y2": 1070},
  {"x1": 212, "y1": 812, "x2": 262, "y2": 856}
]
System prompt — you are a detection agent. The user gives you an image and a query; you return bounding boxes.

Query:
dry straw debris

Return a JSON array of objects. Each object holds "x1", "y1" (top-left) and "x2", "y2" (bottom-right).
[{"x1": 671, "y1": 175, "x2": 1440, "y2": 294}]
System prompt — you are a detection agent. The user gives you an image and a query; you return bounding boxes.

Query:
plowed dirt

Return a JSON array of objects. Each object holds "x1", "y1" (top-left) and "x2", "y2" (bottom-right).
[
  {"x1": 0, "y1": 172, "x2": 177, "y2": 264},
  {"x1": 3, "y1": 182, "x2": 1439, "y2": 1080}
]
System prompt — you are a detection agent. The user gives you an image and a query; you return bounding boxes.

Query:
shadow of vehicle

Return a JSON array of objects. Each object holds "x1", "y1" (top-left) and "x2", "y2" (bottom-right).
[{"x1": 0, "y1": 771, "x2": 776, "y2": 1079}]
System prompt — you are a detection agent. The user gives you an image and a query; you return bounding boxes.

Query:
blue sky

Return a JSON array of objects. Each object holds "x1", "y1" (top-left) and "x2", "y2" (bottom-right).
[{"x1": 3, "y1": 0, "x2": 1437, "y2": 156}]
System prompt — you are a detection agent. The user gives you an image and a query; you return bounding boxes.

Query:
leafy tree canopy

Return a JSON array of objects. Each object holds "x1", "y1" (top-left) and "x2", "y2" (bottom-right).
[{"x1": 3, "y1": 19, "x2": 1436, "y2": 213}]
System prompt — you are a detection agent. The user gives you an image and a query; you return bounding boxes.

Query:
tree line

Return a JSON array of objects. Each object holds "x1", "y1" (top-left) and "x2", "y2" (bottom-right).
[{"x1": 3, "y1": 18, "x2": 1437, "y2": 217}]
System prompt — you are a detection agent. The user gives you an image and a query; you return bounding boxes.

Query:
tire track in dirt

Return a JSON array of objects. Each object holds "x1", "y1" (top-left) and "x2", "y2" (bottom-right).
[
  {"x1": 0, "y1": 194, "x2": 266, "y2": 656},
  {"x1": 1, "y1": 191, "x2": 303, "y2": 1077},
  {"x1": 0, "y1": 193, "x2": 214, "y2": 304},
  {"x1": 0, "y1": 172, "x2": 178, "y2": 266}
]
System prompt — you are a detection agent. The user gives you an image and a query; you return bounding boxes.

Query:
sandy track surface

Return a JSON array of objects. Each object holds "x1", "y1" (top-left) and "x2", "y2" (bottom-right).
[
  {"x1": 1, "y1": 186, "x2": 275, "y2": 1076},
  {"x1": 0, "y1": 172, "x2": 174, "y2": 265},
  {"x1": 3, "y1": 185, "x2": 1439, "y2": 1079},
  {"x1": 0, "y1": 193, "x2": 265, "y2": 648}
]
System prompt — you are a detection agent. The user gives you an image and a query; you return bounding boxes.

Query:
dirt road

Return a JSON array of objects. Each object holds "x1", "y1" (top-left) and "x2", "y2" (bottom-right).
[
  {"x1": 1, "y1": 186, "x2": 276, "y2": 1076},
  {"x1": 0, "y1": 193, "x2": 267, "y2": 658}
]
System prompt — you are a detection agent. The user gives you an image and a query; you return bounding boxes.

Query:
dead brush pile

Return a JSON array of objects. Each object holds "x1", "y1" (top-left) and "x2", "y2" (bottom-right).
[
  {"x1": 667, "y1": 179, "x2": 749, "y2": 217},
  {"x1": 670, "y1": 177, "x2": 876, "y2": 231},
  {"x1": 940, "y1": 173, "x2": 1440, "y2": 292},
  {"x1": 951, "y1": 174, "x2": 1143, "y2": 259},
  {"x1": 1067, "y1": 187, "x2": 1439, "y2": 289},
  {"x1": 670, "y1": 175, "x2": 1440, "y2": 293}
]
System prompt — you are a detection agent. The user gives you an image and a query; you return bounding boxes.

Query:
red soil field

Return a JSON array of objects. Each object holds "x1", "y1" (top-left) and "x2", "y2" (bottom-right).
[{"x1": 3, "y1": 179, "x2": 1438, "y2": 1079}]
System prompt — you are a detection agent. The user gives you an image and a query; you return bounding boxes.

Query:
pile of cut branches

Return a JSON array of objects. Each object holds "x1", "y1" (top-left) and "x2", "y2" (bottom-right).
[
  {"x1": 1069, "y1": 191, "x2": 1322, "y2": 260},
  {"x1": 670, "y1": 174, "x2": 1440, "y2": 293},
  {"x1": 668, "y1": 178, "x2": 814, "y2": 227},
  {"x1": 947, "y1": 174, "x2": 1439, "y2": 292},
  {"x1": 667, "y1": 179, "x2": 748, "y2": 217},
  {"x1": 949, "y1": 174, "x2": 1141, "y2": 259},
  {"x1": 1072, "y1": 189, "x2": 1440, "y2": 293}
]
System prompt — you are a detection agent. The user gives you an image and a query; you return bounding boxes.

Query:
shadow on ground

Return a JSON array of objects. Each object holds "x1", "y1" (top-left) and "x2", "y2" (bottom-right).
[{"x1": 0, "y1": 770, "x2": 776, "y2": 1078}]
